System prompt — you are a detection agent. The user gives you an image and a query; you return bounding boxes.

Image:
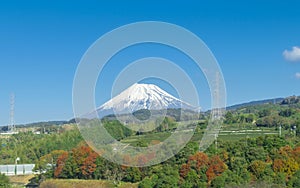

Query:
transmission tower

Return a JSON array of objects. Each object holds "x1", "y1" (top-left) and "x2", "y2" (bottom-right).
[
  {"x1": 213, "y1": 72, "x2": 221, "y2": 150},
  {"x1": 212, "y1": 72, "x2": 223, "y2": 119},
  {"x1": 9, "y1": 93, "x2": 15, "y2": 132}
]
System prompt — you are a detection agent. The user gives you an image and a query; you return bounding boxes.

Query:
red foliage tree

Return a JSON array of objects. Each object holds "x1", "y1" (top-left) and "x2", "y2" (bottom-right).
[
  {"x1": 188, "y1": 152, "x2": 209, "y2": 170},
  {"x1": 72, "y1": 145, "x2": 99, "y2": 179},
  {"x1": 81, "y1": 149, "x2": 98, "y2": 179},
  {"x1": 206, "y1": 155, "x2": 227, "y2": 184},
  {"x1": 180, "y1": 163, "x2": 191, "y2": 178},
  {"x1": 54, "y1": 151, "x2": 69, "y2": 178}
]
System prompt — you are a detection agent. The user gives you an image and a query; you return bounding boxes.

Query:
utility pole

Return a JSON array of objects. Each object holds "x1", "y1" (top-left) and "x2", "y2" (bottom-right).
[
  {"x1": 279, "y1": 125, "x2": 282, "y2": 137},
  {"x1": 246, "y1": 135, "x2": 249, "y2": 146},
  {"x1": 215, "y1": 133, "x2": 218, "y2": 151},
  {"x1": 15, "y1": 157, "x2": 20, "y2": 175}
]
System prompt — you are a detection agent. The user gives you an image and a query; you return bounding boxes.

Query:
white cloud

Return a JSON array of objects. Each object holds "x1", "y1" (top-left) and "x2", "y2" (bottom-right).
[
  {"x1": 295, "y1": 72, "x2": 300, "y2": 79},
  {"x1": 283, "y1": 46, "x2": 300, "y2": 62}
]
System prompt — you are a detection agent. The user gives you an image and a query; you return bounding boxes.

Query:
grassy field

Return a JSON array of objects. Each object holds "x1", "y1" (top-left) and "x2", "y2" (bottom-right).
[
  {"x1": 120, "y1": 125, "x2": 280, "y2": 146},
  {"x1": 39, "y1": 179, "x2": 138, "y2": 188},
  {"x1": 121, "y1": 132, "x2": 171, "y2": 146},
  {"x1": 8, "y1": 175, "x2": 35, "y2": 188}
]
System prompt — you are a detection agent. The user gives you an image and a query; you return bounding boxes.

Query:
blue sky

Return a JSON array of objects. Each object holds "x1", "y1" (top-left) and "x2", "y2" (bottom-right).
[{"x1": 1, "y1": 0, "x2": 300, "y2": 125}]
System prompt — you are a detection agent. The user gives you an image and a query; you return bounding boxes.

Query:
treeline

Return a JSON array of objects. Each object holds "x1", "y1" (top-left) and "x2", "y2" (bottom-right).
[
  {"x1": 0, "y1": 120, "x2": 70, "y2": 132},
  {"x1": 0, "y1": 118, "x2": 179, "y2": 165},
  {"x1": 102, "y1": 117, "x2": 179, "y2": 140},
  {"x1": 224, "y1": 100, "x2": 300, "y2": 134},
  {"x1": 0, "y1": 127, "x2": 83, "y2": 164}
]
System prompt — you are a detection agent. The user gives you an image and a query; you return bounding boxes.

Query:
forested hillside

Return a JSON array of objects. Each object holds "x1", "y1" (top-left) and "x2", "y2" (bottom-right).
[{"x1": 1, "y1": 96, "x2": 300, "y2": 187}]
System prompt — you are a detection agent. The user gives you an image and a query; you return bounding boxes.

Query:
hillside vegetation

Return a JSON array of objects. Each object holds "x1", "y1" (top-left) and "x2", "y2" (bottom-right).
[{"x1": 1, "y1": 96, "x2": 300, "y2": 187}]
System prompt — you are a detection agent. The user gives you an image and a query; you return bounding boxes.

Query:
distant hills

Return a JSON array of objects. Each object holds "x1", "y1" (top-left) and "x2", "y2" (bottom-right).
[
  {"x1": 226, "y1": 98, "x2": 284, "y2": 111},
  {"x1": 2, "y1": 95, "x2": 300, "y2": 130},
  {"x1": 227, "y1": 95, "x2": 300, "y2": 111},
  {"x1": 17, "y1": 120, "x2": 69, "y2": 127},
  {"x1": 0, "y1": 120, "x2": 68, "y2": 132}
]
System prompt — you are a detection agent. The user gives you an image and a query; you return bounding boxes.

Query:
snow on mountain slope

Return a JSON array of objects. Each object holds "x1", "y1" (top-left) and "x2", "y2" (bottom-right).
[{"x1": 95, "y1": 83, "x2": 198, "y2": 118}]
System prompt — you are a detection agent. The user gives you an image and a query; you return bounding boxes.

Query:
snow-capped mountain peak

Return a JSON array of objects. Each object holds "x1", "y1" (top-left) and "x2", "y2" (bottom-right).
[{"x1": 95, "y1": 83, "x2": 197, "y2": 118}]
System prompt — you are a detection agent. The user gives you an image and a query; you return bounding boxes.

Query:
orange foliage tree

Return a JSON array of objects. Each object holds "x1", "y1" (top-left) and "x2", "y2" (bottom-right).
[
  {"x1": 188, "y1": 152, "x2": 209, "y2": 171},
  {"x1": 54, "y1": 151, "x2": 69, "y2": 178},
  {"x1": 179, "y1": 163, "x2": 191, "y2": 178},
  {"x1": 54, "y1": 145, "x2": 99, "y2": 179},
  {"x1": 180, "y1": 152, "x2": 226, "y2": 185},
  {"x1": 272, "y1": 145, "x2": 300, "y2": 178},
  {"x1": 72, "y1": 145, "x2": 98, "y2": 179},
  {"x1": 206, "y1": 155, "x2": 227, "y2": 184}
]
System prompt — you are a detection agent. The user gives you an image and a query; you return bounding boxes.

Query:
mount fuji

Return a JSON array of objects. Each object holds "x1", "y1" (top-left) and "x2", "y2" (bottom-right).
[{"x1": 89, "y1": 83, "x2": 199, "y2": 119}]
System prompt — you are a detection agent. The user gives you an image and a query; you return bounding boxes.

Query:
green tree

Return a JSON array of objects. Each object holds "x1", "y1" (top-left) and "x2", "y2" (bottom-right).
[
  {"x1": 245, "y1": 113, "x2": 256, "y2": 123},
  {"x1": 273, "y1": 172, "x2": 286, "y2": 186},
  {"x1": 279, "y1": 108, "x2": 296, "y2": 117},
  {"x1": 123, "y1": 167, "x2": 142, "y2": 183},
  {"x1": 211, "y1": 175, "x2": 225, "y2": 188},
  {"x1": 154, "y1": 165, "x2": 179, "y2": 188},
  {"x1": 288, "y1": 170, "x2": 300, "y2": 187},
  {"x1": 245, "y1": 147, "x2": 267, "y2": 163},
  {"x1": 138, "y1": 177, "x2": 153, "y2": 188},
  {"x1": 0, "y1": 174, "x2": 10, "y2": 188},
  {"x1": 258, "y1": 109, "x2": 271, "y2": 118},
  {"x1": 224, "y1": 111, "x2": 234, "y2": 124},
  {"x1": 180, "y1": 169, "x2": 204, "y2": 188}
]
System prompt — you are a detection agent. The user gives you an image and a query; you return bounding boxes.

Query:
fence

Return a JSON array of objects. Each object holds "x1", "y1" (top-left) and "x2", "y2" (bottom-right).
[{"x1": 0, "y1": 164, "x2": 35, "y2": 176}]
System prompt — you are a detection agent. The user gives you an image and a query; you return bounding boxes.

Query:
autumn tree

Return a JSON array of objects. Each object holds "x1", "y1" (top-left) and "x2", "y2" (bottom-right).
[
  {"x1": 248, "y1": 160, "x2": 267, "y2": 179},
  {"x1": 206, "y1": 155, "x2": 227, "y2": 184},
  {"x1": 54, "y1": 151, "x2": 69, "y2": 178},
  {"x1": 188, "y1": 152, "x2": 209, "y2": 171},
  {"x1": 273, "y1": 145, "x2": 300, "y2": 178},
  {"x1": 35, "y1": 150, "x2": 67, "y2": 178}
]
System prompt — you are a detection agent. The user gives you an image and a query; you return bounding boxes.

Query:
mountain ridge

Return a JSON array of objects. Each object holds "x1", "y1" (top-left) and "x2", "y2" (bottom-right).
[{"x1": 226, "y1": 97, "x2": 285, "y2": 110}]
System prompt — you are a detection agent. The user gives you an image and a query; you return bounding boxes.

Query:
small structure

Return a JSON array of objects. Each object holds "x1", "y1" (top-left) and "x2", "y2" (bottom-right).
[{"x1": 0, "y1": 164, "x2": 35, "y2": 176}]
